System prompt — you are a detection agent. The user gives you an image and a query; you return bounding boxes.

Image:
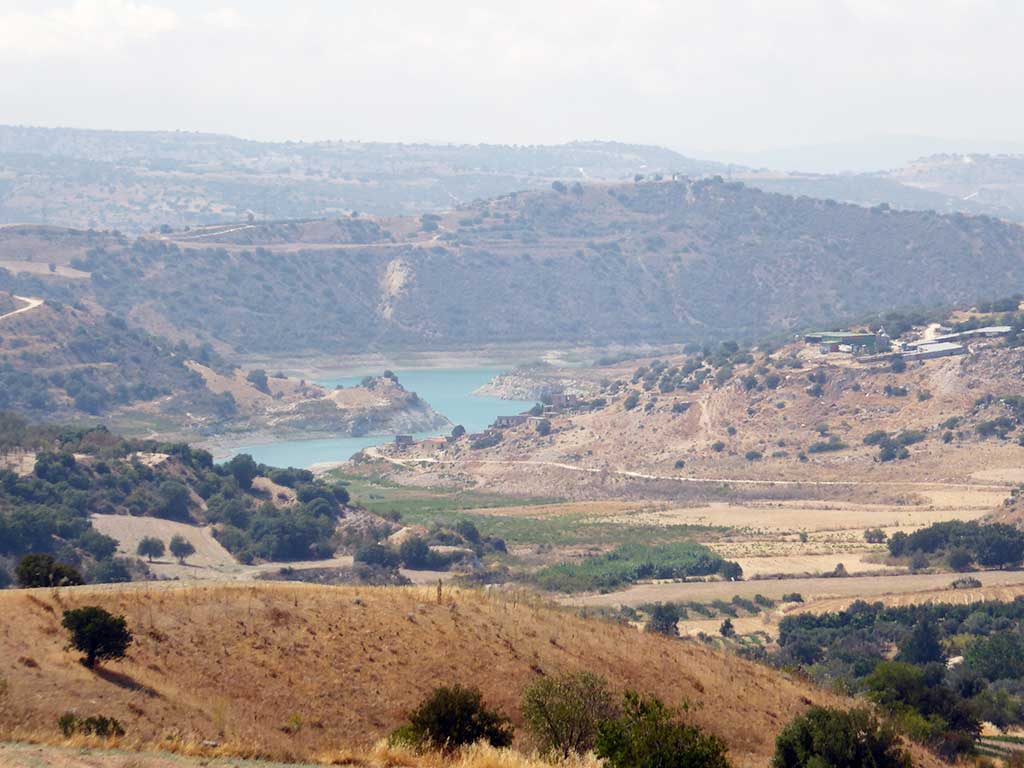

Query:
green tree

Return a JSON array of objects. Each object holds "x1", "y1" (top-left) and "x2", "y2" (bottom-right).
[
  {"x1": 596, "y1": 692, "x2": 731, "y2": 768},
  {"x1": 169, "y1": 535, "x2": 196, "y2": 564},
  {"x1": 15, "y1": 554, "x2": 83, "y2": 588},
  {"x1": 864, "y1": 528, "x2": 887, "y2": 544},
  {"x1": 897, "y1": 618, "x2": 945, "y2": 665},
  {"x1": 720, "y1": 618, "x2": 736, "y2": 638},
  {"x1": 61, "y1": 606, "x2": 132, "y2": 668},
  {"x1": 354, "y1": 544, "x2": 401, "y2": 568},
  {"x1": 772, "y1": 707, "x2": 909, "y2": 768},
  {"x1": 246, "y1": 368, "x2": 269, "y2": 393},
  {"x1": 136, "y1": 537, "x2": 165, "y2": 562},
  {"x1": 399, "y1": 536, "x2": 431, "y2": 569},
  {"x1": 522, "y1": 672, "x2": 618, "y2": 757},
  {"x1": 645, "y1": 602, "x2": 681, "y2": 636},
  {"x1": 157, "y1": 480, "x2": 190, "y2": 519},
  {"x1": 397, "y1": 684, "x2": 512, "y2": 752},
  {"x1": 226, "y1": 453, "x2": 258, "y2": 490}
]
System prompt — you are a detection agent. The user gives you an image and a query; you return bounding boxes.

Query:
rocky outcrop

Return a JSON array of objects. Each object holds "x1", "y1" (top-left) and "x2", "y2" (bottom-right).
[{"x1": 475, "y1": 369, "x2": 599, "y2": 401}]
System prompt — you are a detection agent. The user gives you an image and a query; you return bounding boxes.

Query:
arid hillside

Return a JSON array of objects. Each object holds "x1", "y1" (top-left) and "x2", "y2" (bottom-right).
[
  {"x1": 372, "y1": 328, "x2": 1024, "y2": 500},
  {"x1": 0, "y1": 582, "x2": 943, "y2": 768},
  {"x1": 0, "y1": 290, "x2": 444, "y2": 437},
  {"x1": 5, "y1": 178, "x2": 1024, "y2": 356}
]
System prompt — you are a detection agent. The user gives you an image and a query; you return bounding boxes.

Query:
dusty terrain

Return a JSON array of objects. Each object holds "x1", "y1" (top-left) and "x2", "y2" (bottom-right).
[{"x1": 0, "y1": 582, "x2": 902, "y2": 768}]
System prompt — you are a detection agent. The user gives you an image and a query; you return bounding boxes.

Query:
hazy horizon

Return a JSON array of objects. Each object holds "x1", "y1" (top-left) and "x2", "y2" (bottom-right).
[{"x1": 3, "y1": 0, "x2": 1024, "y2": 172}]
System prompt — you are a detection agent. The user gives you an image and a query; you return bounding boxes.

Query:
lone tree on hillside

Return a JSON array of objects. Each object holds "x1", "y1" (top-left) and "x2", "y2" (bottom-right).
[
  {"x1": 399, "y1": 684, "x2": 513, "y2": 752},
  {"x1": 136, "y1": 537, "x2": 165, "y2": 562},
  {"x1": 15, "y1": 554, "x2": 83, "y2": 588},
  {"x1": 61, "y1": 606, "x2": 133, "y2": 668},
  {"x1": 246, "y1": 368, "x2": 270, "y2": 393},
  {"x1": 522, "y1": 671, "x2": 619, "y2": 757},
  {"x1": 169, "y1": 535, "x2": 196, "y2": 564}
]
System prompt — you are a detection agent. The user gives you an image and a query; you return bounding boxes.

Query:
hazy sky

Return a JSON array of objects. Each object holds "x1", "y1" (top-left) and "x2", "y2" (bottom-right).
[{"x1": 2, "y1": 0, "x2": 1022, "y2": 157}]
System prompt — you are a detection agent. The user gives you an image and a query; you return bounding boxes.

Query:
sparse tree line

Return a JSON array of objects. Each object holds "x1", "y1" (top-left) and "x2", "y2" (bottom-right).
[
  {"x1": 0, "y1": 414, "x2": 354, "y2": 586},
  {"x1": 389, "y1": 675, "x2": 905, "y2": 768}
]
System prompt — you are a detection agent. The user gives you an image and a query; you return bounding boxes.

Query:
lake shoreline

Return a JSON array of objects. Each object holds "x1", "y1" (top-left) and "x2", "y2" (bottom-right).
[{"x1": 202, "y1": 367, "x2": 537, "y2": 468}]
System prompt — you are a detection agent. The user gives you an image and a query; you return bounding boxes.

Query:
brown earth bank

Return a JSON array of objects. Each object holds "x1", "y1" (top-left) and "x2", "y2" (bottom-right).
[{"x1": 0, "y1": 583, "x2": 944, "y2": 768}]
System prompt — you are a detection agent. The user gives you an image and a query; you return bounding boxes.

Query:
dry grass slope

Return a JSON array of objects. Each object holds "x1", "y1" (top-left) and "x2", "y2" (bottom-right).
[{"x1": 0, "y1": 583, "x2": 945, "y2": 768}]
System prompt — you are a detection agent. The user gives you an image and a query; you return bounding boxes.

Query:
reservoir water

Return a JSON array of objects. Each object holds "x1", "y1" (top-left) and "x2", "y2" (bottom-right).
[{"x1": 223, "y1": 368, "x2": 534, "y2": 468}]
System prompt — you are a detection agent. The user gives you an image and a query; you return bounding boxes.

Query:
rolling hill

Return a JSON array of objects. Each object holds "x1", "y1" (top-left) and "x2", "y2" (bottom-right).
[
  {"x1": 0, "y1": 125, "x2": 723, "y2": 233},
  {"x1": 20, "y1": 178, "x2": 1024, "y2": 356},
  {"x1": 742, "y1": 153, "x2": 1024, "y2": 222},
  {"x1": 0, "y1": 582, "x2": 943, "y2": 768}
]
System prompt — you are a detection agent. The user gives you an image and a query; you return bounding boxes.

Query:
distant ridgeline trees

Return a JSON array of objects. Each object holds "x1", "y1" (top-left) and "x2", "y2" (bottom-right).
[
  {"x1": 772, "y1": 597, "x2": 1024, "y2": 759},
  {"x1": 0, "y1": 413, "x2": 351, "y2": 585}
]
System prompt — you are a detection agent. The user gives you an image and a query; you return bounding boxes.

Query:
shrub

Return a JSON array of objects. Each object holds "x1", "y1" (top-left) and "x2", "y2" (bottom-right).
[
  {"x1": 596, "y1": 692, "x2": 731, "y2": 768},
  {"x1": 355, "y1": 544, "x2": 401, "y2": 568},
  {"x1": 782, "y1": 592, "x2": 804, "y2": 603},
  {"x1": 396, "y1": 684, "x2": 512, "y2": 752},
  {"x1": 711, "y1": 441, "x2": 726, "y2": 452},
  {"x1": 399, "y1": 536, "x2": 432, "y2": 569},
  {"x1": 61, "y1": 606, "x2": 132, "y2": 668},
  {"x1": 470, "y1": 432, "x2": 502, "y2": 450},
  {"x1": 863, "y1": 430, "x2": 888, "y2": 446},
  {"x1": 744, "y1": 450, "x2": 762, "y2": 461},
  {"x1": 864, "y1": 528, "x2": 887, "y2": 544},
  {"x1": 772, "y1": 706, "x2": 909, "y2": 768},
  {"x1": 522, "y1": 672, "x2": 618, "y2": 757},
  {"x1": 719, "y1": 618, "x2": 736, "y2": 637},
  {"x1": 16, "y1": 554, "x2": 83, "y2": 588},
  {"x1": 58, "y1": 712, "x2": 125, "y2": 738},
  {"x1": 645, "y1": 603, "x2": 682, "y2": 636},
  {"x1": 623, "y1": 393, "x2": 640, "y2": 411}
]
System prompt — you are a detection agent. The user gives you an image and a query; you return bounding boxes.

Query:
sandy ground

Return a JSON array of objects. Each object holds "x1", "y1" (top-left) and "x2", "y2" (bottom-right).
[
  {"x1": 0, "y1": 450, "x2": 35, "y2": 477},
  {"x1": 0, "y1": 742, "x2": 317, "y2": 767},
  {"x1": 567, "y1": 568, "x2": 1024, "y2": 608},
  {"x1": 91, "y1": 514, "x2": 240, "y2": 578},
  {"x1": 727, "y1": 553, "x2": 902, "y2": 578},
  {"x1": 600, "y1": 495, "x2": 998, "y2": 533},
  {"x1": 90, "y1": 513, "x2": 452, "y2": 585},
  {"x1": 0, "y1": 260, "x2": 90, "y2": 278}
]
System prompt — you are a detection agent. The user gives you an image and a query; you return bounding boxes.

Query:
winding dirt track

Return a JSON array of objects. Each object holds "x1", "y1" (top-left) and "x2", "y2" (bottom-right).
[
  {"x1": 374, "y1": 451, "x2": 1015, "y2": 491},
  {"x1": 0, "y1": 295, "x2": 42, "y2": 321}
]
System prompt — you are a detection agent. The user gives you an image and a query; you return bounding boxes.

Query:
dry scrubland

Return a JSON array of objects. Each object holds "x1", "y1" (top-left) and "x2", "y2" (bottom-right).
[{"x1": 0, "y1": 582, "x2": 941, "y2": 768}]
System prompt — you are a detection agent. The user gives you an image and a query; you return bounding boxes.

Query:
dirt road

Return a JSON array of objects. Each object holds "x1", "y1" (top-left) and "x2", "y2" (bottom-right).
[
  {"x1": 0, "y1": 295, "x2": 42, "y2": 321},
  {"x1": 374, "y1": 451, "x2": 1016, "y2": 491}
]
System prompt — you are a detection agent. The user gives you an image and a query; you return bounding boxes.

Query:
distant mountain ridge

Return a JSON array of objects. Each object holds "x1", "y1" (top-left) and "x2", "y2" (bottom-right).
[
  {"x1": 740, "y1": 152, "x2": 1024, "y2": 221},
  {"x1": 0, "y1": 125, "x2": 725, "y2": 232},
  {"x1": 4, "y1": 177, "x2": 1024, "y2": 357}
]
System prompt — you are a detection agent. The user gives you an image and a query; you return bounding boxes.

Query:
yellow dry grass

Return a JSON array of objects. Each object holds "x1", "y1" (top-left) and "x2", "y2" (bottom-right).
[{"x1": 0, "y1": 582, "x2": 927, "y2": 768}]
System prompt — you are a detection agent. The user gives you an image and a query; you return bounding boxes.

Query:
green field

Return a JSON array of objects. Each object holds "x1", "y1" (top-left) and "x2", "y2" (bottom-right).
[
  {"x1": 331, "y1": 471, "x2": 721, "y2": 547},
  {"x1": 532, "y1": 541, "x2": 740, "y2": 593}
]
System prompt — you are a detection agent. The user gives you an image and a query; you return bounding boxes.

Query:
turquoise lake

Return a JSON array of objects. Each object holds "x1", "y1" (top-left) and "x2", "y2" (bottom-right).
[{"x1": 223, "y1": 368, "x2": 535, "y2": 468}]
